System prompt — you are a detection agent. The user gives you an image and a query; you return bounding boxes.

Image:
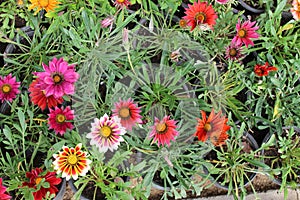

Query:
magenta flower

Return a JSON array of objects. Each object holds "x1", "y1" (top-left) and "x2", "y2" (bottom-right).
[
  {"x1": 48, "y1": 106, "x2": 74, "y2": 136},
  {"x1": 86, "y1": 114, "x2": 126, "y2": 153},
  {"x1": 225, "y1": 43, "x2": 244, "y2": 61},
  {"x1": 112, "y1": 98, "x2": 143, "y2": 131},
  {"x1": 0, "y1": 74, "x2": 20, "y2": 103},
  {"x1": 35, "y1": 57, "x2": 79, "y2": 99},
  {"x1": 101, "y1": 16, "x2": 114, "y2": 29},
  {"x1": 149, "y1": 116, "x2": 179, "y2": 147},
  {"x1": 232, "y1": 19, "x2": 259, "y2": 47},
  {"x1": 216, "y1": 0, "x2": 229, "y2": 4},
  {"x1": 0, "y1": 178, "x2": 11, "y2": 200}
]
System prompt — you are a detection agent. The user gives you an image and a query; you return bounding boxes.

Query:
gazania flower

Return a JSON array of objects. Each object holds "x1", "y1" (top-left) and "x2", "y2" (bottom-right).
[
  {"x1": 291, "y1": 0, "x2": 300, "y2": 20},
  {"x1": 225, "y1": 43, "x2": 244, "y2": 61},
  {"x1": 35, "y1": 57, "x2": 79, "y2": 99},
  {"x1": 22, "y1": 168, "x2": 61, "y2": 200},
  {"x1": 114, "y1": 0, "x2": 131, "y2": 9},
  {"x1": 29, "y1": 0, "x2": 60, "y2": 15},
  {"x1": 194, "y1": 109, "x2": 230, "y2": 146},
  {"x1": 0, "y1": 178, "x2": 11, "y2": 200},
  {"x1": 48, "y1": 106, "x2": 74, "y2": 136},
  {"x1": 149, "y1": 116, "x2": 179, "y2": 147},
  {"x1": 29, "y1": 79, "x2": 64, "y2": 110},
  {"x1": 112, "y1": 98, "x2": 142, "y2": 131},
  {"x1": 86, "y1": 114, "x2": 126, "y2": 153},
  {"x1": 183, "y1": 1, "x2": 218, "y2": 31},
  {"x1": 0, "y1": 74, "x2": 20, "y2": 103},
  {"x1": 254, "y1": 62, "x2": 278, "y2": 77},
  {"x1": 232, "y1": 19, "x2": 259, "y2": 47},
  {"x1": 53, "y1": 143, "x2": 92, "y2": 181},
  {"x1": 179, "y1": 19, "x2": 188, "y2": 28}
]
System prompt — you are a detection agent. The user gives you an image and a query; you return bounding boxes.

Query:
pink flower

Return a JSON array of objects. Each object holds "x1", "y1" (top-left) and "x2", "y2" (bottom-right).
[
  {"x1": 112, "y1": 98, "x2": 143, "y2": 131},
  {"x1": 48, "y1": 106, "x2": 74, "y2": 135},
  {"x1": 87, "y1": 114, "x2": 126, "y2": 153},
  {"x1": 149, "y1": 116, "x2": 179, "y2": 147},
  {"x1": 35, "y1": 57, "x2": 79, "y2": 99},
  {"x1": 291, "y1": 0, "x2": 300, "y2": 20},
  {"x1": 225, "y1": 43, "x2": 245, "y2": 61},
  {"x1": 0, "y1": 178, "x2": 11, "y2": 200},
  {"x1": 216, "y1": 0, "x2": 229, "y2": 4},
  {"x1": 232, "y1": 19, "x2": 259, "y2": 47},
  {"x1": 0, "y1": 74, "x2": 20, "y2": 103},
  {"x1": 101, "y1": 16, "x2": 114, "y2": 29}
]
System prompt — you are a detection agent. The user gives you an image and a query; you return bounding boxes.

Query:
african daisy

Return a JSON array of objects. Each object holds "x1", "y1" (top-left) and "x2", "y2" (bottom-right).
[
  {"x1": 0, "y1": 74, "x2": 20, "y2": 103},
  {"x1": 48, "y1": 106, "x2": 74, "y2": 136},
  {"x1": 29, "y1": 0, "x2": 60, "y2": 15},
  {"x1": 232, "y1": 19, "x2": 259, "y2": 47}
]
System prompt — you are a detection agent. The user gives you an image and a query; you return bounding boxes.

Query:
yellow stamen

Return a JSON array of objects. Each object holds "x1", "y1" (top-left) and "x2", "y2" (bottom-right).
[
  {"x1": 1, "y1": 84, "x2": 11, "y2": 94},
  {"x1": 53, "y1": 74, "x2": 62, "y2": 84},
  {"x1": 238, "y1": 29, "x2": 247, "y2": 38},
  {"x1": 204, "y1": 123, "x2": 212, "y2": 132},
  {"x1": 195, "y1": 12, "x2": 206, "y2": 23},
  {"x1": 119, "y1": 107, "x2": 130, "y2": 118},
  {"x1": 100, "y1": 126, "x2": 112, "y2": 137},
  {"x1": 67, "y1": 155, "x2": 78, "y2": 165},
  {"x1": 117, "y1": 0, "x2": 125, "y2": 2},
  {"x1": 229, "y1": 48, "x2": 237, "y2": 56},
  {"x1": 156, "y1": 123, "x2": 167, "y2": 133},
  {"x1": 35, "y1": 177, "x2": 43, "y2": 185},
  {"x1": 56, "y1": 114, "x2": 66, "y2": 123}
]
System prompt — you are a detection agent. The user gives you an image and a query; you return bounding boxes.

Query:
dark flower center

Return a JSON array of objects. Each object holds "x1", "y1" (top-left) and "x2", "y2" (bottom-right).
[
  {"x1": 100, "y1": 125, "x2": 112, "y2": 138},
  {"x1": 56, "y1": 114, "x2": 66, "y2": 123},
  {"x1": 238, "y1": 29, "x2": 247, "y2": 38},
  {"x1": 204, "y1": 123, "x2": 212, "y2": 132},
  {"x1": 119, "y1": 107, "x2": 130, "y2": 118},
  {"x1": 1, "y1": 84, "x2": 12, "y2": 94},
  {"x1": 52, "y1": 73, "x2": 64, "y2": 85},
  {"x1": 179, "y1": 19, "x2": 187, "y2": 28},
  {"x1": 67, "y1": 154, "x2": 78, "y2": 165},
  {"x1": 195, "y1": 12, "x2": 206, "y2": 23},
  {"x1": 229, "y1": 48, "x2": 237, "y2": 56},
  {"x1": 156, "y1": 122, "x2": 167, "y2": 134}
]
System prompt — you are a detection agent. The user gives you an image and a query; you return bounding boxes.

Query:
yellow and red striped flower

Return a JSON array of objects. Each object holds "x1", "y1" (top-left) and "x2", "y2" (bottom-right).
[{"x1": 52, "y1": 143, "x2": 92, "y2": 181}]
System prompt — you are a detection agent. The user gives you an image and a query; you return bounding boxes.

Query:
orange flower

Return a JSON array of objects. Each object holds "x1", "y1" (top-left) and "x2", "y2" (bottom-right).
[
  {"x1": 195, "y1": 109, "x2": 230, "y2": 146},
  {"x1": 254, "y1": 62, "x2": 277, "y2": 77},
  {"x1": 29, "y1": 0, "x2": 60, "y2": 15}
]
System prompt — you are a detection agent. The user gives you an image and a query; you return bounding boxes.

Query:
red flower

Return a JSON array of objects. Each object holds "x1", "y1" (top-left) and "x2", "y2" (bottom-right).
[
  {"x1": 0, "y1": 178, "x2": 11, "y2": 200},
  {"x1": 149, "y1": 116, "x2": 179, "y2": 147},
  {"x1": 114, "y1": 0, "x2": 131, "y2": 9},
  {"x1": 29, "y1": 79, "x2": 64, "y2": 110},
  {"x1": 183, "y1": 0, "x2": 218, "y2": 31},
  {"x1": 22, "y1": 168, "x2": 61, "y2": 200},
  {"x1": 195, "y1": 109, "x2": 230, "y2": 146},
  {"x1": 254, "y1": 62, "x2": 278, "y2": 77},
  {"x1": 48, "y1": 106, "x2": 74, "y2": 135},
  {"x1": 232, "y1": 19, "x2": 259, "y2": 47}
]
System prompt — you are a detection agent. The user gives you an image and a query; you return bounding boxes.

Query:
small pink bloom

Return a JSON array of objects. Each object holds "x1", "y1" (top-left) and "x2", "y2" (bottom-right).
[
  {"x1": 216, "y1": 0, "x2": 229, "y2": 4},
  {"x1": 101, "y1": 16, "x2": 114, "y2": 28},
  {"x1": 232, "y1": 19, "x2": 259, "y2": 47},
  {"x1": 0, "y1": 74, "x2": 20, "y2": 103},
  {"x1": 48, "y1": 106, "x2": 74, "y2": 136},
  {"x1": 149, "y1": 116, "x2": 179, "y2": 147},
  {"x1": 35, "y1": 57, "x2": 79, "y2": 99},
  {"x1": 225, "y1": 43, "x2": 244, "y2": 61}
]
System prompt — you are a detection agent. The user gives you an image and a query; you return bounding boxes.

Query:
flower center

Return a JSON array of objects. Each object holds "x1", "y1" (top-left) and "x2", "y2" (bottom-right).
[
  {"x1": 35, "y1": 177, "x2": 43, "y2": 185},
  {"x1": 1, "y1": 84, "x2": 11, "y2": 94},
  {"x1": 195, "y1": 12, "x2": 206, "y2": 23},
  {"x1": 56, "y1": 114, "x2": 66, "y2": 123},
  {"x1": 119, "y1": 107, "x2": 130, "y2": 118},
  {"x1": 204, "y1": 123, "x2": 212, "y2": 132},
  {"x1": 52, "y1": 73, "x2": 63, "y2": 85},
  {"x1": 67, "y1": 155, "x2": 78, "y2": 165},
  {"x1": 117, "y1": 0, "x2": 125, "y2": 3},
  {"x1": 229, "y1": 48, "x2": 237, "y2": 56},
  {"x1": 156, "y1": 122, "x2": 167, "y2": 134},
  {"x1": 238, "y1": 29, "x2": 247, "y2": 38},
  {"x1": 179, "y1": 19, "x2": 187, "y2": 28},
  {"x1": 100, "y1": 126, "x2": 112, "y2": 137},
  {"x1": 39, "y1": 0, "x2": 49, "y2": 7}
]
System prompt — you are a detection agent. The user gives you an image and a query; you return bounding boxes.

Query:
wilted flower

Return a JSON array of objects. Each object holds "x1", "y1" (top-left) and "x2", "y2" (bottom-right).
[
  {"x1": 194, "y1": 109, "x2": 230, "y2": 146},
  {"x1": 29, "y1": 0, "x2": 60, "y2": 15},
  {"x1": 22, "y1": 168, "x2": 61, "y2": 200},
  {"x1": 53, "y1": 143, "x2": 92, "y2": 181},
  {"x1": 0, "y1": 178, "x2": 11, "y2": 200},
  {"x1": 87, "y1": 114, "x2": 126, "y2": 153},
  {"x1": 254, "y1": 62, "x2": 278, "y2": 77},
  {"x1": 225, "y1": 43, "x2": 244, "y2": 61},
  {"x1": 0, "y1": 73, "x2": 20, "y2": 103},
  {"x1": 48, "y1": 106, "x2": 74, "y2": 135},
  {"x1": 29, "y1": 79, "x2": 64, "y2": 110},
  {"x1": 232, "y1": 19, "x2": 259, "y2": 47},
  {"x1": 149, "y1": 116, "x2": 179, "y2": 147},
  {"x1": 101, "y1": 16, "x2": 115, "y2": 29},
  {"x1": 183, "y1": 0, "x2": 218, "y2": 31},
  {"x1": 112, "y1": 98, "x2": 142, "y2": 131},
  {"x1": 35, "y1": 57, "x2": 79, "y2": 99},
  {"x1": 291, "y1": 0, "x2": 300, "y2": 21}
]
